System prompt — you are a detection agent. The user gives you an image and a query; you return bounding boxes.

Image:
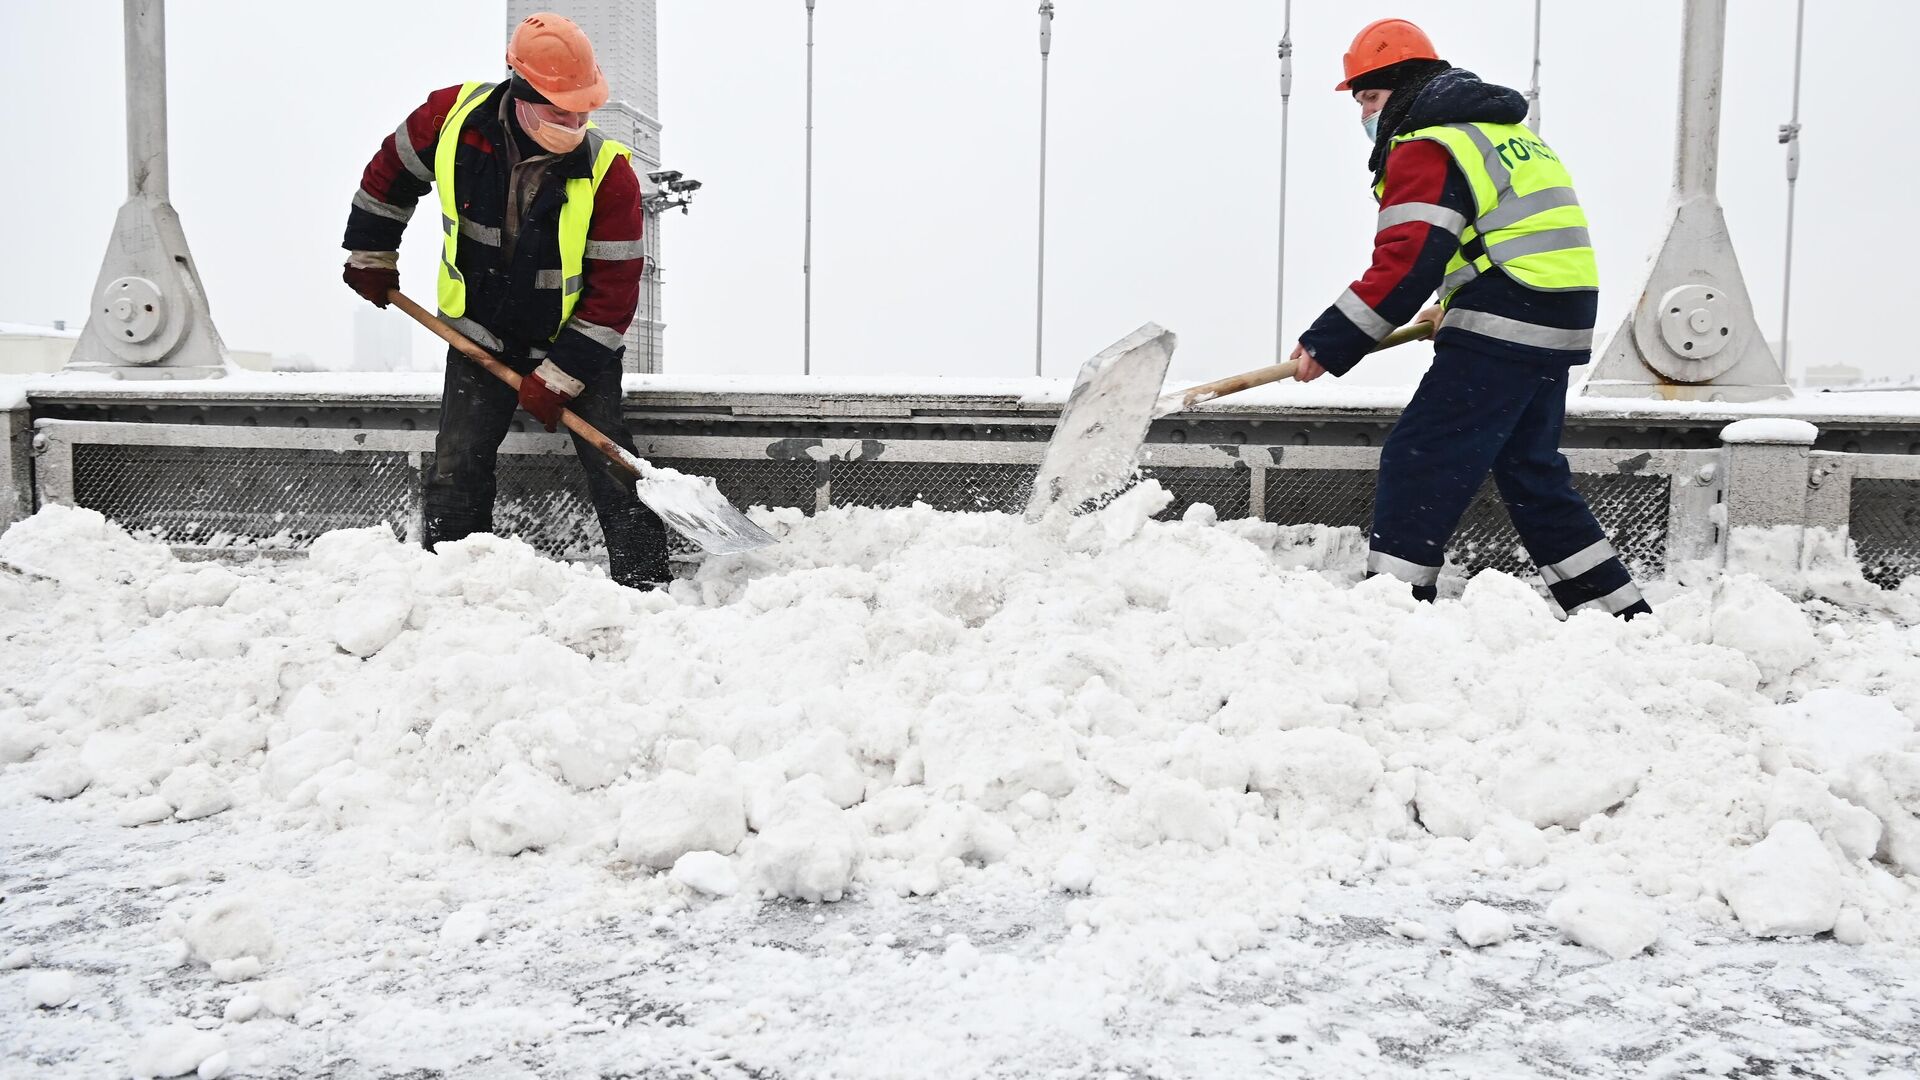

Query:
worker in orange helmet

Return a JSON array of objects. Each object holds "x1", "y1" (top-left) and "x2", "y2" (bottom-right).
[
  {"x1": 340, "y1": 13, "x2": 669, "y2": 590},
  {"x1": 1289, "y1": 19, "x2": 1650, "y2": 618}
]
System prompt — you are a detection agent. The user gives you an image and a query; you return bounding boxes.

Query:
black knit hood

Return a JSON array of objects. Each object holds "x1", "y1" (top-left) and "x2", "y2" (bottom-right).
[{"x1": 1368, "y1": 67, "x2": 1530, "y2": 180}]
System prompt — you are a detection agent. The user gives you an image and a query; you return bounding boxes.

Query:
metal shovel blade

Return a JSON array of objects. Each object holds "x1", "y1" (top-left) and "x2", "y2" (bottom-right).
[
  {"x1": 1025, "y1": 322, "x2": 1177, "y2": 519},
  {"x1": 620, "y1": 453, "x2": 779, "y2": 556}
]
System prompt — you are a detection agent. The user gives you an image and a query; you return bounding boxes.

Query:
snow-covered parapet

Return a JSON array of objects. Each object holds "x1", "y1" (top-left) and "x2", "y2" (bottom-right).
[{"x1": 1710, "y1": 417, "x2": 1851, "y2": 593}]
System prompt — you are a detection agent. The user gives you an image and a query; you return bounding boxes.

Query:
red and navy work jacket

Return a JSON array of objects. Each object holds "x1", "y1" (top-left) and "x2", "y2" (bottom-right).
[{"x1": 343, "y1": 82, "x2": 646, "y2": 375}]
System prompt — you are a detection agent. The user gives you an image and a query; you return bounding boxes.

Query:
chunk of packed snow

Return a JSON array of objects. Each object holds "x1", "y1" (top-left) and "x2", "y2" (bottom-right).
[
  {"x1": 467, "y1": 762, "x2": 572, "y2": 856},
  {"x1": 331, "y1": 588, "x2": 412, "y2": 657},
  {"x1": 157, "y1": 764, "x2": 233, "y2": 821},
  {"x1": 180, "y1": 897, "x2": 275, "y2": 966},
  {"x1": 1, "y1": 945, "x2": 32, "y2": 970},
  {"x1": 1834, "y1": 907, "x2": 1871, "y2": 946},
  {"x1": 1453, "y1": 902, "x2": 1514, "y2": 948},
  {"x1": 1052, "y1": 852, "x2": 1097, "y2": 893},
  {"x1": 143, "y1": 566, "x2": 241, "y2": 617},
  {"x1": 615, "y1": 768, "x2": 748, "y2": 870},
  {"x1": 670, "y1": 850, "x2": 740, "y2": 898},
  {"x1": 1495, "y1": 751, "x2": 1641, "y2": 829},
  {"x1": 1719, "y1": 820, "x2": 1843, "y2": 938},
  {"x1": 1547, "y1": 887, "x2": 1663, "y2": 960},
  {"x1": 1674, "y1": 576, "x2": 1819, "y2": 689},
  {"x1": 26, "y1": 969, "x2": 75, "y2": 1008},
  {"x1": 29, "y1": 760, "x2": 91, "y2": 801},
  {"x1": 261, "y1": 730, "x2": 354, "y2": 800},
  {"x1": 117, "y1": 795, "x2": 175, "y2": 827},
  {"x1": 750, "y1": 782, "x2": 861, "y2": 902},
  {"x1": 1762, "y1": 689, "x2": 1915, "y2": 773},
  {"x1": 1246, "y1": 728, "x2": 1383, "y2": 814},
  {"x1": 439, "y1": 905, "x2": 490, "y2": 946},
  {"x1": 1413, "y1": 770, "x2": 1486, "y2": 839},
  {"x1": 128, "y1": 1026, "x2": 224, "y2": 1080}
]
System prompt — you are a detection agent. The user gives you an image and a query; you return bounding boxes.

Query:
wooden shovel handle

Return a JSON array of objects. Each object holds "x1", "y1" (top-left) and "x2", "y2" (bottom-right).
[
  {"x1": 1169, "y1": 320, "x2": 1436, "y2": 411},
  {"x1": 389, "y1": 290, "x2": 641, "y2": 481}
]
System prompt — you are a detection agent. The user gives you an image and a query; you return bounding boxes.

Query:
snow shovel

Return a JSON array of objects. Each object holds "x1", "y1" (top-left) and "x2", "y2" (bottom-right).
[
  {"x1": 390, "y1": 291, "x2": 777, "y2": 556},
  {"x1": 1024, "y1": 322, "x2": 1178, "y2": 519},
  {"x1": 1026, "y1": 320, "x2": 1433, "y2": 518},
  {"x1": 1152, "y1": 321, "x2": 1434, "y2": 416}
]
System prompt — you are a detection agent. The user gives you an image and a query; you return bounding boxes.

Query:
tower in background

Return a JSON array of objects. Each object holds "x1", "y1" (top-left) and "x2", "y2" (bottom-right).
[{"x1": 507, "y1": 1, "x2": 666, "y2": 373}]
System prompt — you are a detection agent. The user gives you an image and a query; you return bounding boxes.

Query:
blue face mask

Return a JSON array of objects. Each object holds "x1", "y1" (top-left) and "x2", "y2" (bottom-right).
[{"x1": 1362, "y1": 111, "x2": 1382, "y2": 142}]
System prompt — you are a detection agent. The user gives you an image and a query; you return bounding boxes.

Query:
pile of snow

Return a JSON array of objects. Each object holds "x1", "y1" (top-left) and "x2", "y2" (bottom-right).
[{"x1": 3, "y1": 494, "x2": 1920, "y2": 1000}]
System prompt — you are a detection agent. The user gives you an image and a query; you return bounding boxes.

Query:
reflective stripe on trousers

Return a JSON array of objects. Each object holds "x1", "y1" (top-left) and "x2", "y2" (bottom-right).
[
  {"x1": 1366, "y1": 549, "x2": 1441, "y2": 588},
  {"x1": 1538, "y1": 538, "x2": 1617, "y2": 585},
  {"x1": 1567, "y1": 581, "x2": 1646, "y2": 616}
]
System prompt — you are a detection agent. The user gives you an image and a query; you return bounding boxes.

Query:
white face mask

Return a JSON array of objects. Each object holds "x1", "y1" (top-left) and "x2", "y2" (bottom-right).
[
  {"x1": 1361, "y1": 111, "x2": 1382, "y2": 142},
  {"x1": 516, "y1": 99, "x2": 588, "y2": 154}
]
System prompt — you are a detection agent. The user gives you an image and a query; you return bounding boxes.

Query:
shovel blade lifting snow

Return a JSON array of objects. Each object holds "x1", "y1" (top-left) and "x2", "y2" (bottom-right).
[
  {"x1": 390, "y1": 291, "x2": 777, "y2": 557},
  {"x1": 1025, "y1": 322, "x2": 1177, "y2": 520},
  {"x1": 1026, "y1": 321, "x2": 1436, "y2": 520}
]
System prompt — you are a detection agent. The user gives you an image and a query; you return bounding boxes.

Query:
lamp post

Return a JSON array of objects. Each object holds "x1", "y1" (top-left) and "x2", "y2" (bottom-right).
[{"x1": 1777, "y1": 0, "x2": 1806, "y2": 384}]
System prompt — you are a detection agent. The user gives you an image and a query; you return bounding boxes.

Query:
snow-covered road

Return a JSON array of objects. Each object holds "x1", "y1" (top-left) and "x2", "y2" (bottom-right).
[{"x1": 4, "y1": 490, "x2": 1919, "y2": 1078}]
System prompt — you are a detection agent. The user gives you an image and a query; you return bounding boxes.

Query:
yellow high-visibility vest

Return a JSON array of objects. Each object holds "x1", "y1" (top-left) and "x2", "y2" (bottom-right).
[
  {"x1": 432, "y1": 81, "x2": 630, "y2": 337},
  {"x1": 1377, "y1": 122, "x2": 1598, "y2": 308}
]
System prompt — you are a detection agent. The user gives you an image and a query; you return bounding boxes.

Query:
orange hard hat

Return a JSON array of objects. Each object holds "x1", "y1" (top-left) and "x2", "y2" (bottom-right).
[
  {"x1": 1335, "y1": 18, "x2": 1440, "y2": 92},
  {"x1": 507, "y1": 13, "x2": 609, "y2": 113}
]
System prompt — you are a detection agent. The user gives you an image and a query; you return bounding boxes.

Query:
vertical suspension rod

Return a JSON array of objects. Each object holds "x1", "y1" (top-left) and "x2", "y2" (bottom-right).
[
  {"x1": 1526, "y1": 0, "x2": 1543, "y2": 133},
  {"x1": 804, "y1": 0, "x2": 816, "y2": 375},
  {"x1": 1274, "y1": 1, "x2": 1293, "y2": 362},
  {"x1": 1035, "y1": 1, "x2": 1054, "y2": 377}
]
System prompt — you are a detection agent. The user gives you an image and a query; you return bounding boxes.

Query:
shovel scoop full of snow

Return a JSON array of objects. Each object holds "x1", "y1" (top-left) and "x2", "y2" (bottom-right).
[
  {"x1": 1025, "y1": 323, "x2": 1177, "y2": 519},
  {"x1": 614, "y1": 451, "x2": 779, "y2": 556},
  {"x1": 387, "y1": 290, "x2": 775, "y2": 557}
]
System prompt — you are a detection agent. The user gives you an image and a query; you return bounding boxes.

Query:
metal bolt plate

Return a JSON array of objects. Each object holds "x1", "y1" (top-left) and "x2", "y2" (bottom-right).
[
  {"x1": 1657, "y1": 284, "x2": 1732, "y2": 362},
  {"x1": 100, "y1": 277, "x2": 165, "y2": 348}
]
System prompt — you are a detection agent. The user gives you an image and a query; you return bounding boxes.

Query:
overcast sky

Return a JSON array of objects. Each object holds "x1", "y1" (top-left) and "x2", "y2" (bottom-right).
[{"x1": 2, "y1": 1, "x2": 1912, "y2": 387}]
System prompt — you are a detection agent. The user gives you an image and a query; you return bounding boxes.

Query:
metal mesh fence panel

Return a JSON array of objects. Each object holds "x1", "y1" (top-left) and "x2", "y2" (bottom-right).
[
  {"x1": 651, "y1": 458, "x2": 819, "y2": 513},
  {"x1": 1140, "y1": 466, "x2": 1252, "y2": 521},
  {"x1": 487, "y1": 454, "x2": 604, "y2": 562},
  {"x1": 1265, "y1": 468, "x2": 1375, "y2": 530},
  {"x1": 60, "y1": 435, "x2": 1678, "y2": 581},
  {"x1": 830, "y1": 461, "x2": 1036, "y2": 514},
  {"x1": 1454, "y1": 474, "x2": 1672, "y2": 578},
  {"x1": 1850, "y1": 478, "x2": 1920, "y2": 589},
  {"x1": 72, "y1": 444, "x2": 413, "y2": 548},
  {"x1": 1264, "y1": 467, "x2": 1670, "y2": 577}
]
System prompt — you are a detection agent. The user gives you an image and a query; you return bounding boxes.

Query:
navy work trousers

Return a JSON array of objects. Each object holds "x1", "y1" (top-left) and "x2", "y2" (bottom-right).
[
  {"x1": 1368, "y1": 344, "x2": 1648, "y2": 617},
  {"x1": 422, "y1": 346, "x2": 670, "y2": 590}
]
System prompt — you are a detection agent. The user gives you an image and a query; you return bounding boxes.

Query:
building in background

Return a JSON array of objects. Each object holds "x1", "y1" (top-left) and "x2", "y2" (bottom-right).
[
  {"x1": 1797, "y1": 363, "x2": 1864, "y2": 389},
  {"x1": 1, "y1": 322, "x2": 80, "y2": 375},
  {"x1": 508, "y1": 0, "x2": 667, "y2": 374},
  {"x1": 5, "y1": 321, "x2": 278, "y2": 374}
]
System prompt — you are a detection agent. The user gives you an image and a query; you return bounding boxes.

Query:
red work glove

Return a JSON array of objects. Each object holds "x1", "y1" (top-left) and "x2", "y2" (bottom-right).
[
  {"x1": 342, "y1": 251, "x2": 400, "y2": 308},
  {"x1": 518, "y1": 359, "x2": 585, "y2": 432}
]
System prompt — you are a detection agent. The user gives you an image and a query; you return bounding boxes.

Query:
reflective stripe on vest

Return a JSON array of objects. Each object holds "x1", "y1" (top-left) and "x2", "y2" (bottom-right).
[
  {"x1": 433, "y1": 81, "x2": 633, "y2": 340},
  {"x1": 1373, "y1": 121, "x2": 1599, "y2": 348}
]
